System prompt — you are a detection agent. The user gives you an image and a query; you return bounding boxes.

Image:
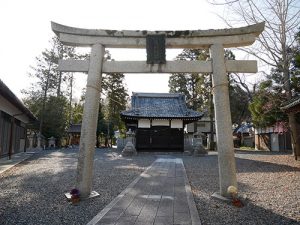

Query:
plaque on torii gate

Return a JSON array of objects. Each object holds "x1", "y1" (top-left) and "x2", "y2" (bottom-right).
[
  {"x1": 146, "y1": 34, "x2": 166, "y2": 64},
  {"x1": 51, "y1": 21, "x2": 265, "y2": 199}
]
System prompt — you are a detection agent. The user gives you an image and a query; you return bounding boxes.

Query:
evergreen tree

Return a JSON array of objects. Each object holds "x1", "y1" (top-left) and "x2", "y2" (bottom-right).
[
  {"x1": 42, "y1": 96, "x2": 69, "y2": 140},
  {"x1": 249, "y1": 79, "x2": 287, "y2": 127},
  {"x1": 22, "y1": 36, "x2": 77, "y2": 139},
  {"x1": 169, "y1": 48, "x2": 250, "y2": 124},
  {"x1": 290, "y1": 29, "x2": 300, "y2": 94},
  {"x1": 102, "y1": 72, "x2": 128, "y2": 140},
  {"x1": 169, "y1": 49, "x2": 210, "y2": 111}
]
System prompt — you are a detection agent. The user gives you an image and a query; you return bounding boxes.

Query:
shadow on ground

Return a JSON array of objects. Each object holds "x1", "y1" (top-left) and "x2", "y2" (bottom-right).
[
  {"x1": 182, "y1": 152, "x2": 300, "y2": 225},
  {"x1": 0, "y1": 148, "x2": 155, "y2": 225}
]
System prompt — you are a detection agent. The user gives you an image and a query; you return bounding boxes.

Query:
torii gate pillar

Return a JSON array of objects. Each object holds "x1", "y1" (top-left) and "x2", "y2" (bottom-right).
[
  {"x1": 210, "y1": 44, "x2": 237, "y2": 196},
  {"x1": 76, "y1": 44, "x2": 104, "y2": 198}
]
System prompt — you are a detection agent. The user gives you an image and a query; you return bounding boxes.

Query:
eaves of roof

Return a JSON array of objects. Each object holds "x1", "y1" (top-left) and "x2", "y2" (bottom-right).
[{"x1": 0, "y1": 79, "x2": 37, "y2": 122}]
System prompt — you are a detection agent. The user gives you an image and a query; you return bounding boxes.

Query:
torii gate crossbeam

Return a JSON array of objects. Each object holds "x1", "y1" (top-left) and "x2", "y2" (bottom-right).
[{"x1": 51, "y1": 22, "x2": 265, "y2": 198}]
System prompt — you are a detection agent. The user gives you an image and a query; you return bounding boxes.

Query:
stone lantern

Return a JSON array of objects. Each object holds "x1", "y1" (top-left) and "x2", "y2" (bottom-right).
[
  {"x1": 121, "y1": 129, "x2": 137, "y2": 156},
  {"x1": 48, "y1": 136, "x2": 56, "y2": 148},
  {"x1": 193, "y1": 131, "x2": 207, "y2": 156}
]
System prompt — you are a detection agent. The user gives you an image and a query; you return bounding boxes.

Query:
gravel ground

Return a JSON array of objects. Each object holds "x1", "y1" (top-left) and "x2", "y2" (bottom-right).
[
  {"x1": 182, "y1": 151, "x2": 300, "y2": 225},
  {"x1": 0, "y1": 148, "x2": 155, "y2": 225},
  {"x1": 1, "y1": 149, "x2": 299, "y2": 225}
]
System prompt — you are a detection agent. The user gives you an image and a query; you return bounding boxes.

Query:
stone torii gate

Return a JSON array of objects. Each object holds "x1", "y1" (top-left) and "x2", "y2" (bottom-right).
[{"x1": 51, "y1": 21, "x2": 264, "y2": 198}]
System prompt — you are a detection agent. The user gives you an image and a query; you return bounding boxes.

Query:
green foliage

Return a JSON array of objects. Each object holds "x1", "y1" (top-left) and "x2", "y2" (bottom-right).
[
  {"x1": 169, "y1": 48, "x2": 250, "y2": 124},
  {"x1": 22, "y1": 36, "x2": 81, "y2": 138},
  {"x1": 42, "y1": 96, "x2": 69, "y2": 138},
  {"x1": 229, "y1": 82, "x2": 251, "y2": 123},
  {"x1": 290, "y1": 29, "x2": 300, "y2": 93},
  {"x1": 102, "y1": 72, "x2": 128, "y2": 133},
  {"x1": 96, "y1": 105, "x2": 108, "y2": 135},
  {"x1": 249, "y1": 79, "x2": 287, "y2": 127},
  {"x1": 249, "y1": 28, "x2": 300, "y2": 128},
  {"x1": 169, "y1": 49, "x2": 210, "y2": 111},
  {"x1": 71, "y1": 102, "x2": 84, "y2": 124}
]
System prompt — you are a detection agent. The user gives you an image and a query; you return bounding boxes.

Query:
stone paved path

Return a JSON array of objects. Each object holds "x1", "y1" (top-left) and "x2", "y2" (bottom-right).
[{"x1": 87, "y1": 157, "x2": 201, "y2": 225}]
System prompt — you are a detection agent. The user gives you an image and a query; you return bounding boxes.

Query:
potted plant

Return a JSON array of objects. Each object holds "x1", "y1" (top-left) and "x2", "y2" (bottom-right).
[{"x1": 70, "y1": 188, "x2": 80, "y2": 204}]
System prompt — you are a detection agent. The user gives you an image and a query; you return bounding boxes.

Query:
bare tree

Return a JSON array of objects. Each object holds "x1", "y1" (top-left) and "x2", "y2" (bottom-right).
[{"x1": 208, "y1": 0, "x2": 300, "y2": 159}]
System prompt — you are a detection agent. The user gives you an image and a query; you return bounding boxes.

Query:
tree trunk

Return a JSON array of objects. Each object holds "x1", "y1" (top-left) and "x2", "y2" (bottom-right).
[
  {"x1": 57, "y1": 71, "x2": 62, "y2": 97},
  {"x1": 39, "y1": 73, "x2": 50, "y2": 135},
  {"x1": 282, "y1": 47, "x2": 299, "y2": 160},
  {"x1": 288, "y1": 113, "x2": 300, "y2": 160},
  {"x1": 69, "y1": 73, "x2": 73, "y2": 126},
  {"x1": 209, "y1": 73, "x2": 215, "y2": 150},
  {"x1": 105, "y1": 137, "x2": 108, "y2": 147}
]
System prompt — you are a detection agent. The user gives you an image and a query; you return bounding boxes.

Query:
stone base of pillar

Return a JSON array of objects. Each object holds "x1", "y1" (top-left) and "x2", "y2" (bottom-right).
[
  {"x1": 121, "y1": 141, "x2": 137, "y2": 156},
  {"x1": 65, "y1": 190, "x2": 100, "y2": 203},
  {"x1": 211, "y1": 192, "x2": 232, "y2": 202},
  {"x1": 211, "y1": 191, "x2": 246, "y2": 207}
]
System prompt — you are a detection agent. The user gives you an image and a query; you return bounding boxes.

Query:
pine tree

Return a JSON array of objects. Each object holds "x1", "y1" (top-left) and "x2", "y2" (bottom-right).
[
  {"x1": 22, "y1": 36, "x2": 77, "y2": 139},
  {"x1": 102, "y1": 72, "x2": 128, "y2": 139},
  {"x1": 169, "y1": 49, "x2": 210, "y2": 111}
]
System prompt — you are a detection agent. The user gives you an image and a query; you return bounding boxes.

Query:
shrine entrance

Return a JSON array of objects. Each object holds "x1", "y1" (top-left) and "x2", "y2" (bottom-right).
[
  {"x1": 136, "y1": 127, "x2": 183, "y2": 151},
  {"x1": 51, "y1": 21, "x2": 264, "y2": 198}
]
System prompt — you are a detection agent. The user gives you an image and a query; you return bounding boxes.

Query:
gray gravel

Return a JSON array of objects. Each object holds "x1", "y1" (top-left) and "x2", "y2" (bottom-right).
[
  {"x1": 182, "y1": 151, "x2": 300, "y2": 225},
  {"x1": 0, "y1": 148, "x2": 155, "y2": 225},
  {"x1": 1, "y1": 149, "x2": 299, "y2": 225}
]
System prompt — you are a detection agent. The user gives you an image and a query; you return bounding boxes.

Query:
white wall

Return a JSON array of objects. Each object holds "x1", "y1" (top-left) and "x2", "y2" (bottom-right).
[
  {"x1": 171, "y1": 120, "x2": 183, "y2": 128},
  {"x1": 152, "y1": 120, "x2": 169, "y2": 126},
  {"x1": 138, "y1": 119, "x2": 151, "y2": 128},
  {"x1": 271, "y1": 133, "x2": 280, "y2": 151}
]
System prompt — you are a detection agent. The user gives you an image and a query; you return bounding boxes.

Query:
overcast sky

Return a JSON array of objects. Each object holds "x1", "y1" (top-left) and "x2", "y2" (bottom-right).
[{"x1": 0, "y1": 0, "x2": 235, "y2": 101}]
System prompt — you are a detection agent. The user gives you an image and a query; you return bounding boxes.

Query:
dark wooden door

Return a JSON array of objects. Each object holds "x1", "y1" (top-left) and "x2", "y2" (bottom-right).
[
  {"x1": 0, "y1": 113, "x2": 11, "y2": 157},
  {"x1": 136, "y1": 127, "x2": 183, "y2": 151}
]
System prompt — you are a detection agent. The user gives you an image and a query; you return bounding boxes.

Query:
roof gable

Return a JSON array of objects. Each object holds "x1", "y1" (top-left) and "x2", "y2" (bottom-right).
[
  {"x1": 281, "y1": 95, "x2": 300, "y2": 113},
  {"x1": 121, "y1": 92, "x2": 203, "y2": 120}
]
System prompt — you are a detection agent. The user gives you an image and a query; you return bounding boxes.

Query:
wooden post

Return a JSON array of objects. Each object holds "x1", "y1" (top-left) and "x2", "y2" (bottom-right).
[{"x1": 8, "y1": 117, "x2": 15, "y2": 160}]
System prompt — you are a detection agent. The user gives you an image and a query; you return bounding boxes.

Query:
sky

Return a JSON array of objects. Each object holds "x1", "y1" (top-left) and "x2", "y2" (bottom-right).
[{"x1": 0, "y1": 0, "x2": 245, "y2": 101}]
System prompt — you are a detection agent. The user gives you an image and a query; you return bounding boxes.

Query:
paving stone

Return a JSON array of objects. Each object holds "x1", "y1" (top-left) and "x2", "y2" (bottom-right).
[
  {"x1": 124, "y1": 196, "x2": 147, "y2": 216},
  {"x1": 88, "y1": 158, "x2": 201, "y2": 225},
  {"x1": 154, "y1": 216, "x2": 173, "y2": 225},
  {"x1": 95, "y1": 217, "x2": 116, "y2": 225},
  {"x1": 134, "y1": 221, "x2": 153, "y2": 225},
  {"x1": 174, "y1": 212, "x2": 192, "y2": 225},
  {"x1": 103, "y1": 208, "x2": 124, "y2": 218},
  {"x1": 114, "y1": 194, "x2": 135, "y2": 210},
  {"x1": 116, "y1": 215, "x2": 137, "y2": 225}
]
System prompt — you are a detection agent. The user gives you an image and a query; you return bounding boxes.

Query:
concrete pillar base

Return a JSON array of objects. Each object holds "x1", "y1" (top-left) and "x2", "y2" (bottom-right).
[{"x1": 65, "y1": 190, "x2": 100, "y2": 203}]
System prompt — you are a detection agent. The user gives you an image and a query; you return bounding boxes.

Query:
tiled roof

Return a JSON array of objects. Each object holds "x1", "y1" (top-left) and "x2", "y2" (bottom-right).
[
  {"x1": 67, "y1": 124, "x2": 82, "y2": 133},
  {"x1": 120, "y1": 93, "x2": 203, "y2": 120},
  {"x1": 281, "y1": 95, "x2": 300, "y2": 111}
]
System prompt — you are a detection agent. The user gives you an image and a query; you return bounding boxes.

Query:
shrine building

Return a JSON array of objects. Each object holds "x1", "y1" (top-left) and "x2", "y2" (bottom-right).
[{"x1": 120, "y1": 92, "x2": 203, "y2": 151}]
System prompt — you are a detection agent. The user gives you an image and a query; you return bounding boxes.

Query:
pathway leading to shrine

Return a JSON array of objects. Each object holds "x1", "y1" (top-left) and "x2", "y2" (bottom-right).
[{"x1": 87, "y1": 157, "x2": 201, "y2": 225}]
